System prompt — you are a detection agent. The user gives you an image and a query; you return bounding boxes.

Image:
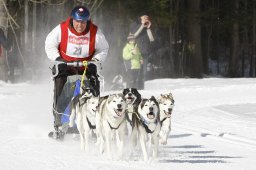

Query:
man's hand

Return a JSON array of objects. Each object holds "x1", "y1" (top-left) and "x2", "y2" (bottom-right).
[
  {"x1": 52, "y1": 56, "x2": 67, "y2": 76},
  {"x1": 140, "y1": 15, "x2": 151, "y2": 28},
  {"x1": 131, "y1": 48, "x2": 136, "y2": 55}
]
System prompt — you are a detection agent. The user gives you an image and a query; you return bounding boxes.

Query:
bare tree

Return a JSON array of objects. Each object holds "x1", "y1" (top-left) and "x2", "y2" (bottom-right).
[
  {"x1": 0, "y1": 0, "x2": 7, "y2": 81},
  {"x1": 187, "y1": 0, "x2": 203, "y2": 77},
  {"x1": 228, "y1": 0, "x2": 240, "y2": 77}
]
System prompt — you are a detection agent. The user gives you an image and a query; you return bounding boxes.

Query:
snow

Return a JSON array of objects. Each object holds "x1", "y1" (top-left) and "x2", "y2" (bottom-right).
[{"x1": 0, "y1": 78, "x2": 256, "y2": 170}]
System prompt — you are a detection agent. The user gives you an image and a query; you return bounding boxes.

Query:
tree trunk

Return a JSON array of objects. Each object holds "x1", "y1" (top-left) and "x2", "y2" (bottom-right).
[
  {"x1": 0, "y1": 0, "x2": 7, "y2": 81},
  {"x1": 252, "y1": 0, "x2": 256, "y2": 77},
  {"x1": 169, "y1": 0, "x2": 176, "y2": 77},
  {"x1": 24, "y1": 0, "x2": 29, "y2": 51},
  {"x1": 228, "y1": 0, "x2": 240, "y2": 77},
  {"x1": 187, "y1": 0, "x2": 203, "y2": 77}
]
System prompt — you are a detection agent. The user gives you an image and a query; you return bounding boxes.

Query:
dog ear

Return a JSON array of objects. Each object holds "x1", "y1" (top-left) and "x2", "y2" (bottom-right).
[
  {"x1": 150, "y1": 96, "x2": 159, "y2": 108},
  {"x1": 150, "y1": 96, "x2": 156, "y2": 101},
  {"x1": 107, "y1": 94, "x2": 115, "y2": 103},
  {"x1": 168, "y1": 92, "x2": 173, "y2": 98},
  {"x1": 123, "y1": 88, "x2": 128, "y2": 95},
  {"x1": 140, "y1": 98, "x2": 148, "y2": 108}
]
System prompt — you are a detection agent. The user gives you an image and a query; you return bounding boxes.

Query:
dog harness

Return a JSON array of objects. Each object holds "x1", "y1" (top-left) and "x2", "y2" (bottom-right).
[
  {"x1": 125, "y1": 103, "x2": 140, "y2": 127},
  {"x1": 142, "y1": 119, "x2": 158, "y2": 134},
  {"x1": 135, "y1": 112, "x2": 158, "y2": 134},
  {"x1": 107, "y1": 118, "x2": 125, "y2": 130},
  {"x1": 86, "y1": 116, "x2": 96, "y2": 129},
  {"x1": 160, "y1": 117, "x2": 168, "y2": 126}
]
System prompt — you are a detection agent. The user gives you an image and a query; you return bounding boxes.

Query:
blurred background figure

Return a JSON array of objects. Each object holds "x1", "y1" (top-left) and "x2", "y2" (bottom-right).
[
  {"x1": 123, "y1": 33, "x2": 143, "y2": 89},
  {"x1": 110, "y1": 74, "x2": 125, "y2": 91},
  {"x1": 129, "y1": 15, "x2": 155, "y2": 89},
  {"x1": 0, "y1": 28, "x2": 12, "y2": 82}
]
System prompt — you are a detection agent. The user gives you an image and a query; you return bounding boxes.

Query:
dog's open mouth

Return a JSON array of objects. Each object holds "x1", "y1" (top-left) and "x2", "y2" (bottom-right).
[
  {"x1": 114, "y1": 108, "x2": 123, "y2": 116},
  {"x1": 147, "y1": 112, "x2": 155, "y2": 119},
  {"x1": 126, "y1": 97, "x2": 135, "y2": 104},
  {"x1": 92, "y1": 109, "x2": 97, "y2": 113},
  {"x1": 164, "y1": 110, "x2": 172, "y2": 118}
]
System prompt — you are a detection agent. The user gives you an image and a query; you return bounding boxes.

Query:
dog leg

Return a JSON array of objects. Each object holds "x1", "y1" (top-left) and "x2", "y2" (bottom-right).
[
  {"x1": 159, "y1": 120, "x2": 171, "y2": 145},
  {"x1": 84, "y1": 129, "x2": 90, "y2": 152},
  {"x1": 139, "y1": 130, "x2": 148, "y2": 161},
  {"x1": 152, "y1": 133, "x2": 159, "y2": 159},
  {"x1": 69, "y1": 104, "x2": 77, "y2": 127},
  {"x1": 77, "y1": 115, "x2": 85, "y2": 150},
  {"x1": 116, "y1": 123, "x2": 126, "y2": 160},
  {"x1": 105, "y1": 129, "x2": 112, "y2": 159},
  {"x1": 79, "y1": 132, "x2": 85, "y2": 150},
  {"x1": 128, "y1": 125, "x2": 137, "y2": 159},
  {"x1": 159, "y1": 130, "x2": 167, "y2": 145}
]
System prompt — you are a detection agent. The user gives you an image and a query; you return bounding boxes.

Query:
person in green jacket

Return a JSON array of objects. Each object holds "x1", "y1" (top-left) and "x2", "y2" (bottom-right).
[{"x1": 123, "y1": 33, "x2": 143, "y2": 89}]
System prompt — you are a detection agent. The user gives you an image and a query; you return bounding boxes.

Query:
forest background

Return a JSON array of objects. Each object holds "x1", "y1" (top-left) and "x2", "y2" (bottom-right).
[{"x1": 0, "y1": 0, "x2": 255, "y2": 85}]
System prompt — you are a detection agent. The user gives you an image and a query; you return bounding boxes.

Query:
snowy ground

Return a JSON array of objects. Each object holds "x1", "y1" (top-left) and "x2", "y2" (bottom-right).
[{"x1": 0, "y1": 78, "x2": 256, "y2": 170}]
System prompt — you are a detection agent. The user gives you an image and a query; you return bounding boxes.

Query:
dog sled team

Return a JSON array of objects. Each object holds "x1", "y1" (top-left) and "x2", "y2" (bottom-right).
[
  {"x1": 44, "y1": 5, "x2": 174, "y2": 161},
  {"x1": 69, "y1": 86, "x2": 175, "y2": 161}
]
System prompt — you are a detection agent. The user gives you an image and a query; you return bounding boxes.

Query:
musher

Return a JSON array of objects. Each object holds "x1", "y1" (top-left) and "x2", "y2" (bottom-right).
[{"x1": 45, "y1": 5, "x2": 109, "y2": 139}]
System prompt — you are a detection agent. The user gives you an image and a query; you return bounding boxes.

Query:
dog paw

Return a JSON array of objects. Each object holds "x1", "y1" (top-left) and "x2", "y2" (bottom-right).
[
  {"x1": 150, "y1": 157, "x2": 159, "y2": 163},
  {"x1": 160, "y1": 139, "x2": 167, "y2": 145}
]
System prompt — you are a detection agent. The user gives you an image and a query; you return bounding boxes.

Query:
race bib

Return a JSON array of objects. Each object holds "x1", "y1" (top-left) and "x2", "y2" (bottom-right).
[{"x1": 66, "y1": 30, "x2": 90, "y2": 58}]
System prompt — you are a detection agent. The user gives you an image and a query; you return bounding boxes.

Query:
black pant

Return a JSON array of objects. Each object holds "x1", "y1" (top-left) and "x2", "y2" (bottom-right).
[
  {"x1": 128, "y1": 69, "x2": 143, "y2": 89},
  {"x1": 52, "y1": 64, "x2": 99, "y2": 128}
]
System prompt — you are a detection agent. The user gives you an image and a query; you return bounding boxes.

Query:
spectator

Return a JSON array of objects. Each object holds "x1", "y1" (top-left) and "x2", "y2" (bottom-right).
[
  {"x1": 129, "y1": 15, "x2": 154, "y2": 89},
  {"x1": 0, "y1": 28, "x2": 12, "y2": 81},
  {"x1": 123, "y1": 33, "x2": 143, "y2": 89}
]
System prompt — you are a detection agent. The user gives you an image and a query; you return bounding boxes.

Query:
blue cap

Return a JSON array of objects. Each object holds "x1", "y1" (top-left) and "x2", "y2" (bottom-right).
[{"x1": 71, "y1": 6, "x2": 90, "y2": 21}]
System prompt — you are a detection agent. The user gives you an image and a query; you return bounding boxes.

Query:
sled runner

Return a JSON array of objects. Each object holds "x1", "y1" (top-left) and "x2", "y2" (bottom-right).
[{"x1": 48, "y1": 61, "x2": 104, "y2": 140}]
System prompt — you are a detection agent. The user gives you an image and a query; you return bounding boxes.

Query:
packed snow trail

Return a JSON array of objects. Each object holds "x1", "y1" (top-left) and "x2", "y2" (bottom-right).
[{"x1": 0, "y1": 78, "x2": 256, "y2": 170}]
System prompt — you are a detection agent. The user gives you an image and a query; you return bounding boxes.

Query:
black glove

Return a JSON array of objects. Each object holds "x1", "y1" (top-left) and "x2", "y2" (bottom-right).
[
  {"x1": 87, "y1": 63, "x2": 97, "y2": 75},
  {"x1": 52, "y1": 57, "x2": 67, "y2": 76}
]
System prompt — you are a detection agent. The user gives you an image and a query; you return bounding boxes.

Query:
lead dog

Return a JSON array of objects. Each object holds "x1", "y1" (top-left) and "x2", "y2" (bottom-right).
[
  {"x1": 69, "y1": 93, "x2": 99, "y2": 151},
  {"x1": 96, "y1": 94, "x2": 127, "y2": 159},
  {"x1": 158, "y1": 93, "x2": 175, "y2": 145},
  {"x1": 123, "y1": 88, "x2": 141, "y2": 128},
  {"x1": 131, "y1": 96, "x2": 160, "y2": 161}
]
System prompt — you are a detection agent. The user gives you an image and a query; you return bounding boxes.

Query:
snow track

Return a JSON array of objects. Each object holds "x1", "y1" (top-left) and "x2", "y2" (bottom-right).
[
  {"x1": 174, "y1": 123, "x2": 256, "y2": 150},
  {"x1": 1, "y1": 78, "x2": 256, "y2": 170}
]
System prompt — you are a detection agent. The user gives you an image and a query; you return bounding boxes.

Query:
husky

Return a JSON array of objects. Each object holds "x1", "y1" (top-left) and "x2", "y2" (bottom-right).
[
  {"x1": 110, "y1": 74, "x2": 125, "y2": 91},
  {"x1": 131, "y1": 96, "x2": 161, "y2": 161},
  {"x1": 96, "y1": 94, "x2": 127, "y2": 159},
  {"x1": 158, "y1": 93, "x2": 175, "y2": 145},
  {"x1": 123, "y1": 88, "x2": 141, "y2": 127},
  {"x1": 69, "y1": 84, "x2": 99, "y2": 151}
]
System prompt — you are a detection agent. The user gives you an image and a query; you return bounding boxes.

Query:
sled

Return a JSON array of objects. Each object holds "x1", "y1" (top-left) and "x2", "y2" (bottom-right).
[{"x1": 49, "y1": 61, "x2": 104, "y2": 139}]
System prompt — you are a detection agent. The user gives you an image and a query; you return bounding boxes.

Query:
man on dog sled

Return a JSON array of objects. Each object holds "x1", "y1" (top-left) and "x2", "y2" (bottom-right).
[{"x1": 45, "y1": 5, "x2": 109, "y2": 139}]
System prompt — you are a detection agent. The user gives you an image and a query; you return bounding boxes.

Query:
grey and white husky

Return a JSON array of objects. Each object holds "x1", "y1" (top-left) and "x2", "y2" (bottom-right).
[
  {"x1": 130, "y1": 96, "x2": 161, "y2": 161},
  {"x1": 69, "y1": 93, "x2": 100, "y2": 152},
  {"x1": 158, "y1": 93, "x2": 175, "y2": 145},
  {"x1": 96, "y1": 94, "x2": 127, "y2": 159}
]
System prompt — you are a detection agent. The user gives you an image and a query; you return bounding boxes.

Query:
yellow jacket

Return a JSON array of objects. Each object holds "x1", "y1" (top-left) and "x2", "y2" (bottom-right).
[{"x1": 122, "y1": 43, "x2": 143, "y2": 69}]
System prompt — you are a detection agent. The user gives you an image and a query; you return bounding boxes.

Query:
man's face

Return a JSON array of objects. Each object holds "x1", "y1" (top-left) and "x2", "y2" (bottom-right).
[
  {"x1": 140, "y1": 15, "x2": 149, "y2": 24},
  {"x1": 129, "y1": 39, "x2": 135, "y2": 44},
  {"x1": 73, "y1": 19, "x2": 87, "y2": 33}
]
